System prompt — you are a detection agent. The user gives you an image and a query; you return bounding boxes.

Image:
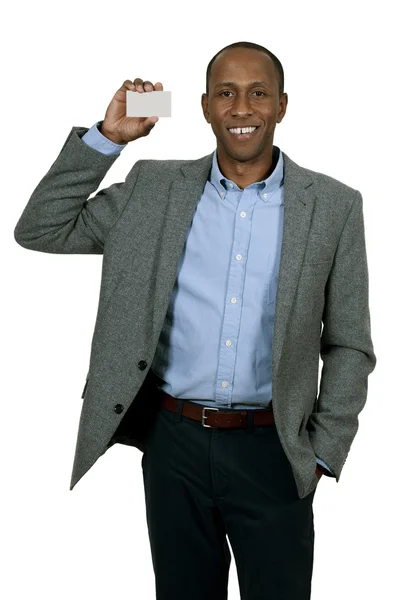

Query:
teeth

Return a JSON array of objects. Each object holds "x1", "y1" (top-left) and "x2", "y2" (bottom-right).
[{"x1": 229, "y1": 126, "x2": 257, "y2": 134}]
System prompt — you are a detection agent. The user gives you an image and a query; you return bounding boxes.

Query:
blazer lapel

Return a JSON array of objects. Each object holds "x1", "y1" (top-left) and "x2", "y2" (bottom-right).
[{"x1": 271, "y1": 156, "x2": 317, "y2": 376}]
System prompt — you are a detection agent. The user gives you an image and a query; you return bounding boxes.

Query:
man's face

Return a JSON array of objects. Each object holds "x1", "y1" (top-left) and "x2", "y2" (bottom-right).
[{"x1": 201, "y1": 48, "x2": 288, "y2": 164}]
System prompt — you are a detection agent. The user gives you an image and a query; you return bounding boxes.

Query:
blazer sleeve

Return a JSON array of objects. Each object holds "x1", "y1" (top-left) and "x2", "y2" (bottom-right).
[
  {"x1": 307, "y1": 190, "x2": 377, "y2": 480},
  {"x1": 14, "y1": 126, "x2": 142, "y2": 254}
]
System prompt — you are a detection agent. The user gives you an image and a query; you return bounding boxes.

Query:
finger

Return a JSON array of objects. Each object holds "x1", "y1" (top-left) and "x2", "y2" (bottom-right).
[{"x1": 134, "y1": 78, "x2": 144, "y2": 91}]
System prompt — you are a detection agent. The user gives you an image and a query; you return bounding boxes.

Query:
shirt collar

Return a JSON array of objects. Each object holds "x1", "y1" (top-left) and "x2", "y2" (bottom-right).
[{"x1": 208, "y1": 145, "x2": 284, "y2": 202}]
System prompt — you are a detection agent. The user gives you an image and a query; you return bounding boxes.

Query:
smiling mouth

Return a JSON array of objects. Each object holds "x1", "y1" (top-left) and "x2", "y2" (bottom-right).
[{"x1": 227, "y1": 126, "x2": 260, "y2": 141}]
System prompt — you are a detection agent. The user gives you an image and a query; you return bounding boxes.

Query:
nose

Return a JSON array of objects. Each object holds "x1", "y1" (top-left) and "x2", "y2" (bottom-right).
[{"x1": 231, "y1": 97, "x2": 255, "y2": 118}]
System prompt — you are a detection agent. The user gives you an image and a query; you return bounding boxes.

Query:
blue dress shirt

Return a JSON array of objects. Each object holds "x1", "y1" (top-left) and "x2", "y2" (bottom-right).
[{"x1": 81, "y1": 121, "x2": 333, "y2": 476}]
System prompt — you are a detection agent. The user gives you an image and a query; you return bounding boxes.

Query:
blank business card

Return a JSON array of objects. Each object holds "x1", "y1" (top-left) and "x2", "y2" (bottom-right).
[{"x1": 126, "y1": 90, "x2": 171, "y2": 117}]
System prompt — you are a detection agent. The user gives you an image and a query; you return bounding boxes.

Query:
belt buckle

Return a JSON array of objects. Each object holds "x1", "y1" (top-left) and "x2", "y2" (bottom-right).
[{"x1": 201, "y1": 406, "x2": 219, "y2": 428}]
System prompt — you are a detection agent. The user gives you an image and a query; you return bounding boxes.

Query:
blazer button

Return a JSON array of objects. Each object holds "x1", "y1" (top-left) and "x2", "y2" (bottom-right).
[
  {"x1": 114, "y1": 404, "x2": 124, "y2": 414},
  {"x1": 138, "y1": 360, "x2": 147, "y2": 370}
]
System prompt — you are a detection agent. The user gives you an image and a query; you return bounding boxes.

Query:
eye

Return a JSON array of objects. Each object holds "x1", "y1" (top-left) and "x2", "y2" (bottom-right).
[{"x1": 219, "y1": 90, "x2": 266, "y2": 97}]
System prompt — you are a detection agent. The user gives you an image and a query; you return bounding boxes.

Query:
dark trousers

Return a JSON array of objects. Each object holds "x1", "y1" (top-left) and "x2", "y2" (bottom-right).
[{"x1": 141, "y1": 394, "x2": 317, "y2": 600}]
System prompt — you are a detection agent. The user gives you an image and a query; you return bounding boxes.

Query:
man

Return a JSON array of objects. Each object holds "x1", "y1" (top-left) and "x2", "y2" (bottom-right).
[{"x1": 14, "y1": 41, "x2": 376, "y2": 599}]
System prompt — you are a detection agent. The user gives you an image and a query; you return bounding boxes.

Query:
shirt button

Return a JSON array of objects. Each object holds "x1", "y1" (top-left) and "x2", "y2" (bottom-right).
[
  {"x1": 221, "y1": 381, "x2": 228, "y2": 388},
  {"x1": 236, "y1": 254, "x2": 242, "y2": 260},
  {"x1": 240, "y1": 211, "x2": 246, "y2": 218},
  {"x1": 225, "y1": 340, "x2": 232, "y2": 346},
  {"x1": 231, "y1": 297, "x2": 237, "y2": 304},
  {"x1": 114, "y1": 404, "x2": 124, "y2": 414}
]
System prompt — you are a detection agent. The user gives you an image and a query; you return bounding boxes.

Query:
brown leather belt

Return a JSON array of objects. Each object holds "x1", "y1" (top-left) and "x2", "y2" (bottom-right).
[{"x1": 159, "y1": 391, "x2": 275, "y2": 428}]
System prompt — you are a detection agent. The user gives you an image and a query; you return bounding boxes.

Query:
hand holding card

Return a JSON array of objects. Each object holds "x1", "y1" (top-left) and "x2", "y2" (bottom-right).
[{"x1": 101, "y1": 78, "x2": 166, "y2": 145}]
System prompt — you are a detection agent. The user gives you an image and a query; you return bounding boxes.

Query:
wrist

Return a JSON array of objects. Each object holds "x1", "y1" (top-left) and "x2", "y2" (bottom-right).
[
  {"x1": 98, "y1": 122, "x2": 126, "y2": 146},
  {"x1": 316, "y1": 464, "x2": 329, "y2": 476}
]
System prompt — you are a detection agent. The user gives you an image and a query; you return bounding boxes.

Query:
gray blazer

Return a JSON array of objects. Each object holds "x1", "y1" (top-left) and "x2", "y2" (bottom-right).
[{"x1": 14, "y1": 125, "x2": 377, "y2": 499}]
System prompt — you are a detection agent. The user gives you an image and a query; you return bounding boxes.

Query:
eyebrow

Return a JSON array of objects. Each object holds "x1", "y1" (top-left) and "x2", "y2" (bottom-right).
[{"x1": 214, "y1": 81, "x2": 271, "y2": 89}]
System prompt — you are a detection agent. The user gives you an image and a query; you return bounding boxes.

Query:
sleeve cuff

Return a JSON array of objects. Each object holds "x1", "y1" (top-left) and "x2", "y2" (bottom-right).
[
  {"x1": 316, "y1": 456, "x2": 335, "y2": 476},
  {"x1": 80, "y1": 121, "x2": 128, "y2": 156}
]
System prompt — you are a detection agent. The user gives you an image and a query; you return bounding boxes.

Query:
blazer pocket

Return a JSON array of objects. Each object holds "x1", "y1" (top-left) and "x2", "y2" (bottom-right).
[
  {"x1": 303, "y1": 232, "x2": 335, "y2": 267},
  {"x1": 299, "y1": 396, "x2": 316, "y2": 435},
  {"x1": 300, "y1": 259, "x2": 331, "y2": 273}
]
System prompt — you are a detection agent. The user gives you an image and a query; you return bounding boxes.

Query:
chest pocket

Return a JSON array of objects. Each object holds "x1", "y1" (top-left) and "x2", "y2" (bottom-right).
[{"x1": 302, "y1": 232, "x2": 335, "y2": 267}]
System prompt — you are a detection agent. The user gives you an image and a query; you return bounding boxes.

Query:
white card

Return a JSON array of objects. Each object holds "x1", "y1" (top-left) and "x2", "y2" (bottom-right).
[{"x1": 126, "y1": 90, "x2": 171, "y2": 117}]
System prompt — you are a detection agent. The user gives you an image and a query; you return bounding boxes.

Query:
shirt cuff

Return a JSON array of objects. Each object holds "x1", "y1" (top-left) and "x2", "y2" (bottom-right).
[
  {"x1": 81, "y1": 120, "x2": 128, "y2": 156},
  {"x1": 316, "y1": 456, "x2": 334, "y2": 476}
]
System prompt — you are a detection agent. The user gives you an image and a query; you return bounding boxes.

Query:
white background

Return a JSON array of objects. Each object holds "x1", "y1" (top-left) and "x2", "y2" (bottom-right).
[{"x1": 2, "y1": 0, "x2": 396, "y2": 598}]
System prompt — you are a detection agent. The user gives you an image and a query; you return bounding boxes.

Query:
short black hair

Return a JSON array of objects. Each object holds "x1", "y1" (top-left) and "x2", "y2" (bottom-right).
[{"x1": 206, "y1": 41, "x2": 284, "y2": 98}]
